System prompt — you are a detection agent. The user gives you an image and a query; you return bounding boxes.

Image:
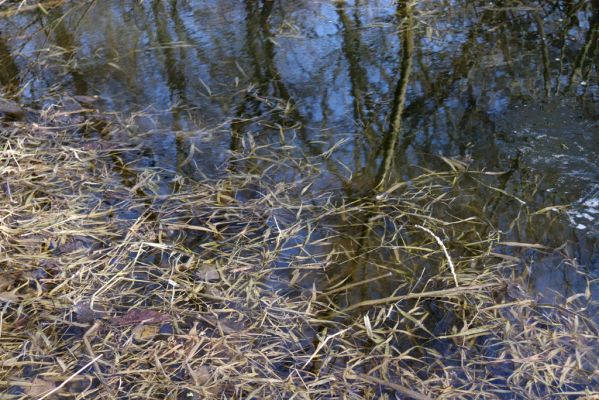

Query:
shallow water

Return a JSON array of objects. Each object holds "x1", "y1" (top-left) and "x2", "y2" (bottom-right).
[{"x1": 1, "y1": 0, "x2": 598, "y2": 305}]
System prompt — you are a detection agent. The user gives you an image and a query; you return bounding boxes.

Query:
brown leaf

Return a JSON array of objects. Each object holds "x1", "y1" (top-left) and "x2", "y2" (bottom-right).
[
  {"x1": 13, "y1": 315, "x2": 29, "y2": 328},
  {"x1": 73, "y1": 95, "x2": 100, "y2": 105},
  {"x1": 73, "y1": 302, "x2": 108, "y2": 323},
  {"x1": 133, "y1": 324, "x2": 159, "y2": 341},
  {"x1": 197, "y1": 264, "x2": 220, "y2": 282},
  {"x1": 0, "y1": 98, "x2": 24, "y2": 116},
  {"x1": 217, "y1": 317, "x2": 244, "y2": 334},
  {"x1": 0, "y1": 292, "x2": 21, "y2": 303},
  {"x1": 25, "y1": 376, "x2": 56, "y2": 397},
  {"x1": 0, "y1": 274, "x2": 16, "y2": 291},
  {"x1": 110, "y1": 309, "x2": 170, "y2": 326},
  {"x1": 188, "y1": 365, "x2": 211, "y2": 386}
]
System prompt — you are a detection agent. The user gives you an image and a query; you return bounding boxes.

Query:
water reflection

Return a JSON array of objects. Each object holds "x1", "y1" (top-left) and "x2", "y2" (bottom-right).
[
  {"x1": 0, "y1": 34, "x2": 19, "y2": 93},
  {"x1": 1, "y1": 0, "x2": 598, "y2": 303}
]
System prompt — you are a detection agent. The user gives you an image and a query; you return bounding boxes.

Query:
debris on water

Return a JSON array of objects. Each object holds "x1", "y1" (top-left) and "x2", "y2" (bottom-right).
[
  {"x1": 1, "y1": 94, "x2": 597, "y2": 400},
  {"x1": 73, "y1": 302, "x2": 109, "y2": 323},
  {"x1": 0, "y1": 97, "x2": 24, "y2": 117},
  {"x1": 110, "y1": 309, "x2": 170, "y2": 326},
  {"x1": 132, "y1": 324, "x2": 160, "y2": 341},
  {"x1": 506, "y1": 281, "x2": 533, "y2": 301},
  {"x1": 24, "y1": 377, "x2": 56, "y2": 398},
  {"x1": 1, "y1": 0, "x2": 598, "y2": 397},
  {"x1": 73, "y1": 95, "x2": 100, "y2": 105},
  {"x1": 0, "y1": 291, "x2": 22, "y2": 303},
  {"x1": 196, "y1": 263, "x2": 221, "y2": 282},
  {"x1": 188, "y1": 365, "x2": 211, "y2": 386}
]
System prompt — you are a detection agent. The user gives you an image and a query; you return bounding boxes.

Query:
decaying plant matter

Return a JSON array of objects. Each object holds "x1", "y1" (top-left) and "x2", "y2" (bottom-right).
[{"x1": 1, "y1": 100, "x2": 597, "y2": 399}]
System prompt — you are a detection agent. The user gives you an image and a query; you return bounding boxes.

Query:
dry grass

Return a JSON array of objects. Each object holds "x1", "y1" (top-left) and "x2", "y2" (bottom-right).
[
  {"x1": 1, "y1": 104, "x2": 598, "y2": 400},
  {"x1": 0, "y1": 1, "x2": 68, "y2": 17}
]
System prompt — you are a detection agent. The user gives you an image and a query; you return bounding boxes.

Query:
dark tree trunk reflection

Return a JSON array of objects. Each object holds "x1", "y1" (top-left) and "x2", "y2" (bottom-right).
[
  {"x1": 0, "y1": 35, "x2": 19, "y2": 94},
  {"x1": 375, "y1": 1, "x2": 414, "y2": 191}
]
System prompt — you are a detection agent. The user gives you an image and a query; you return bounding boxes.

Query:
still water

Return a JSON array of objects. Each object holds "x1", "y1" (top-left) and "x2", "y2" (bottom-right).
[{"x1": 1, "y1": 0, "x2": 598, "y2": 306}]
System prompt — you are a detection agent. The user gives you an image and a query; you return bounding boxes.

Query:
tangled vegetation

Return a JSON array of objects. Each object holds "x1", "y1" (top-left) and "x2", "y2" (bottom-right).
[
  {"x1": 1, "y1": 0, "x2": 599, "y2": 398},
  {"x1": 0, "y1": 100, "x2": 597, "y2": 399}
]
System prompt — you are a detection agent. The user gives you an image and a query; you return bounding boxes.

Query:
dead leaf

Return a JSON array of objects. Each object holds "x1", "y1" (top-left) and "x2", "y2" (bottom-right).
[
  {"x1": 188, "y1": 365, "x2": 211, "y2": 385},
  {"x1": 0, "y1": 292, "x2": 21, "y2": 303},
  {"x1": 25, "y1": 376, "x2": 56, "y2": 397},
  {"x1": 73, "y1": 301, "x2": 108, "y2": 323},
  {"x1": 73, "y1": 95, "x2": 99, "y2": 105},
  {"x1": 0, "y1": 98, "x2": 24, "y2": 116},
  {"x1": 218, "y1": 318, "x2": 244, "y2": 334},
  {"x1": 0, "y1": 274, "x2": 16, "y2": 291},
  {"x1": 197, "y1": 264, "x2": 220, "y2": 282},
  {"x1": 14, "y1": 315, "x2": 29, "y2": 328},
  {"x1": 133, "y1": 324, "x2": 159, "y2": 341}
]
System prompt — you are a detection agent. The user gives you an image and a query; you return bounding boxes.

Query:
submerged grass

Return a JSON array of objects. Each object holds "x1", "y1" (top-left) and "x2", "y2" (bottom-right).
[{"x1": 0, "y1": 104, "x2": 598, "y2": 400}]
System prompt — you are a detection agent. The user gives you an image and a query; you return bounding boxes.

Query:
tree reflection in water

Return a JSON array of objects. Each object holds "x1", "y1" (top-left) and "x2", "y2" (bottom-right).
[{"x1": 0, "y1": 0, "x2": 597, "y2": 354}]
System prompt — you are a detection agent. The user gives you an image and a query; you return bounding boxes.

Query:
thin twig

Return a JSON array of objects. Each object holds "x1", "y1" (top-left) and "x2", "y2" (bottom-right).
[{"x1": 415, "y1": 224, "x2": 459, "y2": 286}]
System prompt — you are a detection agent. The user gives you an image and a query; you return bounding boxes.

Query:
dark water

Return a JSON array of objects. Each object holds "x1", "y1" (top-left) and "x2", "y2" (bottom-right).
[{"x1": 1, "y1": 0, "x2": 598, "y2": 305}]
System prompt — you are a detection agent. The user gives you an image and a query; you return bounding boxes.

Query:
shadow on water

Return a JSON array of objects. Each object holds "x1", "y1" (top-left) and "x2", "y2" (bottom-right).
[
  {"x1": 1, "y1": 0, "x2": 598, "y2": 319},
  {"x1": 0, "y1": 33, "x2": 19, "y2": 93}
]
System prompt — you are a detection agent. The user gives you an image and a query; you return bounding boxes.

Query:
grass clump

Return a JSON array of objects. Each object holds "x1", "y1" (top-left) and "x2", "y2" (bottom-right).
[{"x1": 0, "y1": 105, "x2": 598, "y2": 399}]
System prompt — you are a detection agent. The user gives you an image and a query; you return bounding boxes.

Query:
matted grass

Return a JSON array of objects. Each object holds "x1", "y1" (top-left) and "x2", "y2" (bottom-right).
[{"x1": 1, "y1": 104, "x2": 598, "y2": 400}]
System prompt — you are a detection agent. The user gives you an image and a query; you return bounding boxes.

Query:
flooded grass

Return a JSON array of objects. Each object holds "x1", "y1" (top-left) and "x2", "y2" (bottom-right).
[
  {"x1": 1, "y1": 0, "x2": 599, "y2": 398},
  {"x1": 1, "y1": 103, "x2": 598, "y2": 399}
]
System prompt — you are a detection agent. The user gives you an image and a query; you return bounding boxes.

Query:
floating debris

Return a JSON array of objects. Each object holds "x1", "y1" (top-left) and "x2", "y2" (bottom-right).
[
  {"x1": 0, "y1": 105, "x2": 597, "y2": 399},
  {"x1": 0, "y1": 97, "x2": 24, "y2": 117}
]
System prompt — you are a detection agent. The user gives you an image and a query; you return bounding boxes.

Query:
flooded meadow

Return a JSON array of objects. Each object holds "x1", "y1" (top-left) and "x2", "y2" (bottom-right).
[{"x1": 1, "y1": 1, "x2": 598, "y2": 398}]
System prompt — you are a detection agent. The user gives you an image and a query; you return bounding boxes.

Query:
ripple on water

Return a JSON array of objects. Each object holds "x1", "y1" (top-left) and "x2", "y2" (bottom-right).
[{"x1": 569, "y1": 191, "x2": 599, "y2": 233}]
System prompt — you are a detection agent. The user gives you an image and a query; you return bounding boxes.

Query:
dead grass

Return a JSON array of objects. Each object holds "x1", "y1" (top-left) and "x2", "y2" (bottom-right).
[
  {"x1": 0, "y1": 1, "x2": 69, "y2": 18},
  {"x1": 1, "y1": 105, "x2": 598, "y2": 399}
]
